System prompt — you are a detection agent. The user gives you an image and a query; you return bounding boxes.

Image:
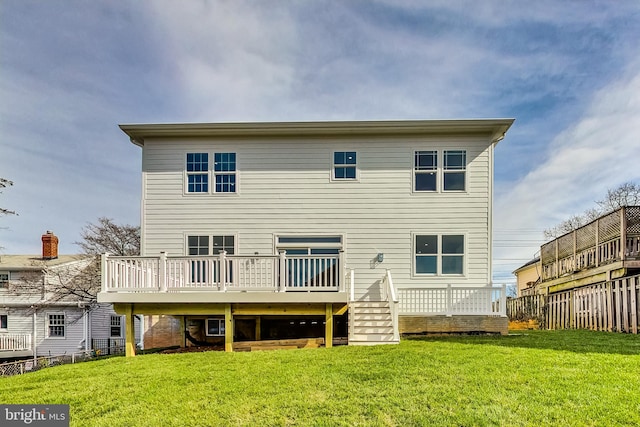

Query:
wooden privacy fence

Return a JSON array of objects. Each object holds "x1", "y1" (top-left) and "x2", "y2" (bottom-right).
[
  {"x1": 547, "y1": 275, "x2": 639, "y2": 333},
  {"x1": 506, "y1": 295, "x2": 545, "y2": 322},
  {"x1": 508, "y1": 274, "x2": 640, "y2": 333}
]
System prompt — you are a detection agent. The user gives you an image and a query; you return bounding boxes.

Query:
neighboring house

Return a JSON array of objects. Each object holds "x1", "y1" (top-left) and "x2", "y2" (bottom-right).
[
  {"x1": 0, "y1": 232, "x2": 140, "y2": 360},
  {"x1": 513, "y1": 257, "x2": 541, "y2": 297},
  {"x1": 98, "y1": 119, "x2": 514, "y2": 356},
  {"x1": 539, "y1": 206, "x2": 640, "y2": 293}
]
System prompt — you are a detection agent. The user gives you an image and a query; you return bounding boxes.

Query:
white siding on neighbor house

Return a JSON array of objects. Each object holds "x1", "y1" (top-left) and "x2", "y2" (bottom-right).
[
  {"x1": 140, "y1": 135, "x2": 494, "y2": 300},
  {"x1": 90, "y1": 303, "x2": 141, "y2": 343},
  {"x1": 0, "y1": 307, "x2": 33, "y2": 337},
  {"x1": 36, "y1": 308, "x2": 86, "y2": 356}
]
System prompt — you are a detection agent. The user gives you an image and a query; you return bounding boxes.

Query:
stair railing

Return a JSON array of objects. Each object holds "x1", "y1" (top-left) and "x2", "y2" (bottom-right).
[
  {"x1": 347, "y1": 269, "x2": 355, "y2": 339},
  {"x1": 382, "y1": 269, "x2": 400, "y2": 342}
]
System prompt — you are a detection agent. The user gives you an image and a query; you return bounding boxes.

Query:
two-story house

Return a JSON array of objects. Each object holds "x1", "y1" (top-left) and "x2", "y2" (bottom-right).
[
  {"x1": 1, "y1": 232, "x2": 140, "y2": 360},
  {"x1": 98, "y1": 119, "x2": 513, "y2": 355}
]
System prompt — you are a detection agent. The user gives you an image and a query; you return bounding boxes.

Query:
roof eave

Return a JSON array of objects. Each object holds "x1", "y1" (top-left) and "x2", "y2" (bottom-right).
[{"x1": 119, "y1": 119, "x2": 515, "y2": 146}]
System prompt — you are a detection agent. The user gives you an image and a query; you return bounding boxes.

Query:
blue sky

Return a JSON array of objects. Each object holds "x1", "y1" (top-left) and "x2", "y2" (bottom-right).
[{"x1": 1, "y1": 1, "x2": 639, "y2": 286}]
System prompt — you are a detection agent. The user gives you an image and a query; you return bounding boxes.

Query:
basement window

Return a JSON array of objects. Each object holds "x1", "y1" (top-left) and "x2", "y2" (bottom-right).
[{"x1": 206, "y1": 318, "x2": 225, "y2": 336}]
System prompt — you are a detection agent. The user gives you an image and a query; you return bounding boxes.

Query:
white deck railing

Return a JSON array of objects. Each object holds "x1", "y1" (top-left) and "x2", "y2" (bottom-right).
[
  {"x1": 398, "y1": 285, "x2": 507, "y2": 316},
  {"x1": 0, "y1": 334, "x2": 32, "y2": 352},
  {"x1": 102, "y1": 251, "x2": 345, "y2": 293},
  {"x1": 381, "y1": 270, "x2": 400, "y2": 341}
]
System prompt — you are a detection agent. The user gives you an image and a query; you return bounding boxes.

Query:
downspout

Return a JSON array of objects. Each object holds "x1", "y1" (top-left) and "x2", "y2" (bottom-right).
[
  {"x1": 83, "y1": 306, "x2": 89, "y2": 351},
  {"x1": 33, "y1": 308, "x2": 37, "y2": 361}
]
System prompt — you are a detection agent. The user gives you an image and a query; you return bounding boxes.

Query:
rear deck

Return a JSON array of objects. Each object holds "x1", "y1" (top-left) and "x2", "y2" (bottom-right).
[{"x1": 541, "y1": 206, "x2": 640, "y2": 292}]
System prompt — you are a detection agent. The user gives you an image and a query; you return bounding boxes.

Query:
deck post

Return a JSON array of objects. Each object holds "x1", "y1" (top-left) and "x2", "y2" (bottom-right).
[
  {"x1": 446, "y1": 284, "x2": 453, "y2": 317},
  {"x1": 279, "y1": 251, "x2": 287, "y2": 292},
  {"x1": 620, "y1": 207, "x2": 627, "y2": 261},
  {"x1": 101, "y1": 253, "x2": 109, "y2": 292},
  {"x1": 595, "y1": 218, "x2": 600, "y2": 267},
  {"x1": 220, "y1": 251, "x2": 227, "y2": 291},
  {"x1": 159, "y1": 252, "x2": 167, "y2": 292},
  {"x1": 224, "y1": 303, "x2": 233, "y2": 352},
  {"x1": 325, "y1": 303, "x2": 333, "y2": 348},
  {"x1": 125, "y1": 304, "x2": 136, "y2": 357},
  {"x1": 255, "y1": 316, "x2": 261, "y2": 341}
]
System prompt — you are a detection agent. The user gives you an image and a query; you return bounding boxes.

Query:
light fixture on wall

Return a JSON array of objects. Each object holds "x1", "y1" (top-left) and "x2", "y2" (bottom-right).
[{"x1": 376, "y1": 253, "x2": 384, "y2": 262}]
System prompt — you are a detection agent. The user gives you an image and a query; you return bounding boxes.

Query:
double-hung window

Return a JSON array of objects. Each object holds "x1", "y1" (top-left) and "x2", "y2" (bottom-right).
[
  {"x1": 214, "y1": 153, "x2": 236, "y2": 193},
  {"x1": 333, "y1": 151, "x2": 357, "y2": 180},
  {"x1": 48, "y1": 314, "x2": 65, "y2": 338},
  {"x1": 443, "y1": 150, "x2": 466, "y2": 191},
  {"x1": 413, "y1": 150, "x2": 466, "y2": 192},
  {"x1": 110, "y1": 315, "x2": 123, "y2": 337},
  {"x1": 0, "y1": 272, "x2": 9, "y2": 288},
  {"x1": 0, "y1": 314, "x2": 7, "y2": 330},
  {"x1": 186, "y1": 153, "x2": 209, "y2": 193},
  {"x1": 415, "y1": 234, "x2": 464, "y2": 275},
  {"x1": 414, "y1": 151, "x2": 437, "y2": 191}
]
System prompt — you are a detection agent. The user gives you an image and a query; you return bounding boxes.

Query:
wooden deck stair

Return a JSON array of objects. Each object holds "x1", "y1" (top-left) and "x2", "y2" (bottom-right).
[{"x1": 348, "y1": 301, "x2": 399, "y2": 345}]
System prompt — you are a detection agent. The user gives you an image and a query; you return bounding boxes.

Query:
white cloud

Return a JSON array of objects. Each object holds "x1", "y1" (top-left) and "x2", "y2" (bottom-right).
[{"x1": 493, "y1": 61, "x2": 640, "y2": 281}]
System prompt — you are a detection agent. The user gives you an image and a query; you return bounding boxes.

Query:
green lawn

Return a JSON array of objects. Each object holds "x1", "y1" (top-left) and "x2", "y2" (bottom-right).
[{"x1": 2, "y1": 330, "x2": 639, "y2": 426}]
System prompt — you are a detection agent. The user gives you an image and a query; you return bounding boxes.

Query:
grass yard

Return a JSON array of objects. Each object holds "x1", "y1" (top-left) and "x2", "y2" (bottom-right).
[{"x1": 1, "y1": 330, "x2": 639, "y2": 426}]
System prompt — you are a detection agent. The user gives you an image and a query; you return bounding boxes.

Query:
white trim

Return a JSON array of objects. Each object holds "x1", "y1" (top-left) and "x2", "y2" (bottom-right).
[
  {"x1": 182, "y1": 151, "x2": 240, "y2": 196},
  {"x1": 330, "y1": 150, "x2": 360, "y2": 182},
  {"x1": 46, "y1": 312, "x2": 66, "y2": 339},
  {"x1": 205, "y1": 318, "x2": 225, "y2": 336},
  {"x1": 110, "y1": 314, "x2": 124, "y2": 338},
  {"x1": 183, "y1": 233, "x2": 239, "y2": 256},
  {"x1": 411, "y1": 149, "x2": 468, "y2": 194},
  {"x1": 273, "y1": 234, "x2": 345, "y2": 254}
]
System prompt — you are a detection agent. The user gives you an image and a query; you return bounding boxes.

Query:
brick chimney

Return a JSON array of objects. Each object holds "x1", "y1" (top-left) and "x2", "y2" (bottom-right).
[{"x1": 42, "y1": 231, "x2": 59, "y2": 260}]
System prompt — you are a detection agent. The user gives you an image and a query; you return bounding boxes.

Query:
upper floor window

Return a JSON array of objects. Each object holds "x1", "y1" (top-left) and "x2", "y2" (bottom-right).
[
  {"x1": 0, "y1": 314, "x2": 7, "y2": 330},
  {"x1": 414, "y1": 151, "x2": 437, "y2": 191},
  {"x1": 186, "y1": 153, "x2": 209, "y2": 193},
  {"x1": 415, "y1": 234, "x2": 464, "y2": 275},
  {"x1": 443, "y1": 150, "x2": 466, "y2": 191},
  {"x1": 48, "y1": 313, "x2": 65, "y2": 338},
  {"x1": 414, "y1": 150, "x2": 467, "y2": 192},
  {"x1": 0, "y1": 272, "x2": 9, "y2": 288},
  {"x1": 110, "y1": 315, "x2": 123, "y2": 337},
  {"x1": 333, "y1": 152, "x2": 357, "y2": 180},
  {"x1": 214, "y1": 153, "x2": 236, "y2": 193}
]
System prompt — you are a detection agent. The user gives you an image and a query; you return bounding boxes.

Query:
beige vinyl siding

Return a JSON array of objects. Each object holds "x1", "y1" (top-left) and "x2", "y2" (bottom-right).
[{"x1": 141, "y1": 135, "x2": 493, "y2": 300}]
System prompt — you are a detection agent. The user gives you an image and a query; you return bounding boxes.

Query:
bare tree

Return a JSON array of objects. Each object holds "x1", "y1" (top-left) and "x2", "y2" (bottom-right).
[
  {"x1": 595, "y1": 182, "x2": 640, "y2": 212},
  {"x1": 544, "y1": 181, "x2": 640, "y2": 239},
  {"x1": 75, "y1": 217, "x2": 140, "y2": 256},
  {"x1": 1, "y1": 177, "x2": 16, "y2": 216},
  {"x1": 11, "y1": 218, "x2": 140, "y2": 305}
]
